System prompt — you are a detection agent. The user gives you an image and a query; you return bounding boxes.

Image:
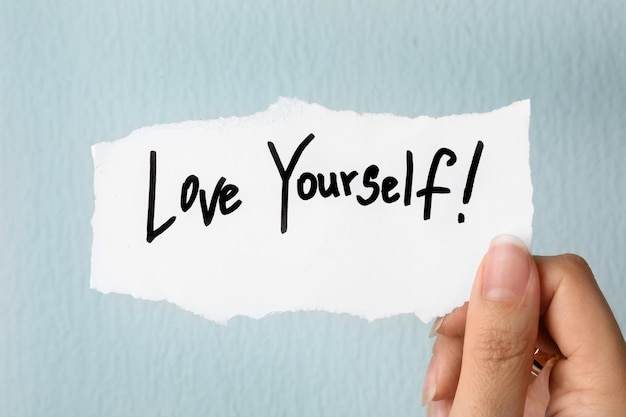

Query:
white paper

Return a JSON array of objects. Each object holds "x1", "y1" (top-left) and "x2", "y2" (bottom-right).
[{"x1": 91, "y1": 98, "x2": 533, "y2": 323}]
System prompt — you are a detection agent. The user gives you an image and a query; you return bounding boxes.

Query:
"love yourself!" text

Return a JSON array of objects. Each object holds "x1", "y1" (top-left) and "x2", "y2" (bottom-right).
[{"x1": 146, "y1": 134, "x2": 484, "y2": 241}]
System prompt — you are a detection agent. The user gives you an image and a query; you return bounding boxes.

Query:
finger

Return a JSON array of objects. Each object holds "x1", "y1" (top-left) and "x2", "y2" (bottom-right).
[
  {"x1": 534, "y1": 318, "x2": 560, "y2": 358},
  {"x1": 536, "y1": 254, "x2": 625, "y2": 361},
  {"x1": 422, "y1": 334, "x2": 463, "y2": 404},
  {"x1": 432, "y1": 312, "x2": 560, "y2": 403},
  {"x1": 430, "y1": 303, "x2": 468, "y2": 338},
  {"x1": 535, "y1": 255, "x2": 626, "y2": 413},
  {"x1": 523, "y1": 359, "x2": 554, "y2": 417},
  {"x1": 450, "y1": 235, "x2": 540, "y2": 417}
]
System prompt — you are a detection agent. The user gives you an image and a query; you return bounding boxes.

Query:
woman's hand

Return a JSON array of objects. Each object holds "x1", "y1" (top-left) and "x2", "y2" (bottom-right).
[{"x1": 423, "y1": 235, "x2": 626, "y2": 416}]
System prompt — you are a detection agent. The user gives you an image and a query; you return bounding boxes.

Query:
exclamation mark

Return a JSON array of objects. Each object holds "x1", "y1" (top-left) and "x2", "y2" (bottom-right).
[{"x1": 458, "y1": 140, "x2": 484, "y2": 223}]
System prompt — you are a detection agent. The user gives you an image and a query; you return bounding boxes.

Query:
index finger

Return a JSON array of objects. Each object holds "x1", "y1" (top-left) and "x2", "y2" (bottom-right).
[
  {"x1": 535, "y1": 254, "x2": 626, "y2": 411},
  {"x1": 535, "y1": 254, "x2": 625, "y2": 361}
]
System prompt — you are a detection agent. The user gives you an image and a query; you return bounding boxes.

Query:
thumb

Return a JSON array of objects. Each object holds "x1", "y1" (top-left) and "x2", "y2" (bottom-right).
[{"x1": 450, "y1": 235, "x2": 540, "y2": 417}]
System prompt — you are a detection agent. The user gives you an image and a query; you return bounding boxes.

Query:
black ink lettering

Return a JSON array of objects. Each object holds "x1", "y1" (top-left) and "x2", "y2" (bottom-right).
[
  {"x1": 416, "y1": 148, "x2": 457, "y2": 220},
  {"x1": 181, "y1": 175, "x2": 199, "y2": 212},
  {"x1": 458, "y1": 140, "x2": 484, "y2": 223},
  {"x1": 199, "y1": 177, "x2": 226, "y2": 226},
  {"x1": 267, "y1": 134, "x2": 315, "y2": 233},
  {"x1": 340, "y1": 171, "x2": 358, "y2": 196},
  {"x1": 318, "y1": 173, "x2": 340, "y2": 197},
  {"x1": 219, "y1": 183, "x2": 242, "y2": 215},
  {"x1": 146, "y1": 151, "x2": 176, "y2": 243},
  {"x1": 357, "y1": 165, "x2": 380, "y2": 206},
  {"x1": 404, "y1": 150, "x2": 413, "y2": 206},
  {"x1": 463, "y1": 140, "x2": 484, "y2": 204},
  {"x1": 381, "y1": 176, "x2": 400, "y2": 203},
  {"x1": 297, "y1": 172, "x2": 317, "y2": 200}
]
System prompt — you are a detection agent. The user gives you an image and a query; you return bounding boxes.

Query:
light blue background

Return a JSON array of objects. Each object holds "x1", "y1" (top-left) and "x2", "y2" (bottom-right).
[{"x1": 2, "y1": 1, "x2": 625, "y2": 416}]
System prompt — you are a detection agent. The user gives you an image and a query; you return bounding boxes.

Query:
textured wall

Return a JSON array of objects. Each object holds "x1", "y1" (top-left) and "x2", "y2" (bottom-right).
[{"x1": 1, "y1": 1, "x2": 625, "y2": 416}]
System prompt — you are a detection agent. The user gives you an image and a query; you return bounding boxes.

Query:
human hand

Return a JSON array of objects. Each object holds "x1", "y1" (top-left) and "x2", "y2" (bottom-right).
[{"x1": 422, "y1": 235, "x2": 626, "y2": 416}]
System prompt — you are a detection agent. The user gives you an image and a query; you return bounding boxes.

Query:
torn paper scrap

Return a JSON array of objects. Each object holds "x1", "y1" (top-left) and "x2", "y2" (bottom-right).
[{"x1": 91, "y1": 98, "x2": 533, "y2": 323}]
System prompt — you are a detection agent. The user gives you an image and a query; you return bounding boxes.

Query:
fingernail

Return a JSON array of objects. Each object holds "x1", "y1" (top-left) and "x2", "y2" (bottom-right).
[
  {"x1": 422, "y1": 356, "x2": 437, "y2": 406},
  {"x1": 428, "y1": 317, "x2": 444, "y2": 338},
  {"x1": 482, "y1": 235, "x2": 530, "y2": 301}
]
